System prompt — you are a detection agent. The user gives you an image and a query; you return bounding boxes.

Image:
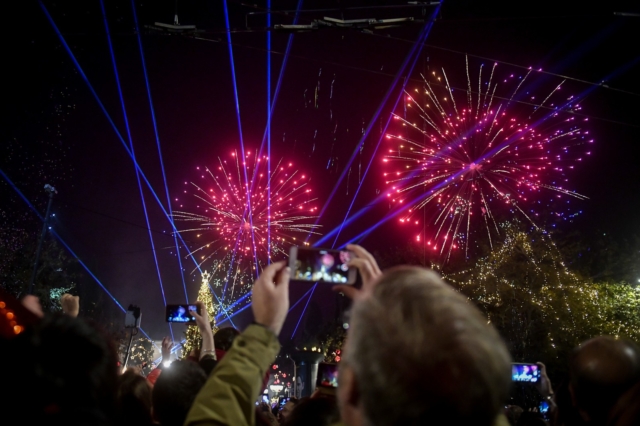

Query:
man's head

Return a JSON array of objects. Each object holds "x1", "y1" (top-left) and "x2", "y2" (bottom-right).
[
  {"x1": 214, "y1": 327, "x2": 240, "y2": 351},
  {"x1": 151, "y1": 360, "x2": 207, "y2": 426},
  {"x1": 569, "y1": 336, "x2": 640, "y2": 424},
  {"x1": 338, "y1": 266, "x2": 511, "y2": 426}
]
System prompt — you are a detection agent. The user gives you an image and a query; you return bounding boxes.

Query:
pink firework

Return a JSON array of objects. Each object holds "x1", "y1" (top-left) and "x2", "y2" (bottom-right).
[
  {"x1": 383, "y1": 59, "x2": 592, "y2": 260},
  {"x1": 174, "y1": 150, "x2": 321, "y2": 271}
]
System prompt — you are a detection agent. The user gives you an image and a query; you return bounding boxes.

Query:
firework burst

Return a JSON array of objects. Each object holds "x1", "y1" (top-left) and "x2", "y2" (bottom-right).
[
  {"x1": 384, "y1": 58, "x2": 592, "y2": 261},
  {"x1": 173, "y1": 150, "x2": 321, "y2": 275}
]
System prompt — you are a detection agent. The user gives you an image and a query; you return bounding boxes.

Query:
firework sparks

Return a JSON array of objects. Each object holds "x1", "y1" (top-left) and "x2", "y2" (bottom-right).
[
  {"x1": 384, "y1": 59, "x2": 592, "y2": 260},
  {"x1": 174, "y1": 150, "x2": 321, "y2": 275}
]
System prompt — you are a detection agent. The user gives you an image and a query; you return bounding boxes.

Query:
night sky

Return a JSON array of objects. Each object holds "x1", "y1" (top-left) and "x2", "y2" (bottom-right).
[{"x1": 2, "y1": 0, "x2": 639, "y2": 341}]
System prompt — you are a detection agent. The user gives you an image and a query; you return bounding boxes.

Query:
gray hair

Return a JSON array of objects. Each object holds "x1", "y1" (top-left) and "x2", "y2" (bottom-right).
[{"x1": 344, "y1": 266, "x2": 511, "y2": 426}]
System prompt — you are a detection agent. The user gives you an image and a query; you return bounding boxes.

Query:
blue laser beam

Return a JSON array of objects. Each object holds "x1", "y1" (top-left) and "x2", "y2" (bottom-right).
[
  {"x1": 39, "y1": 1, "x2": 237, "y2": 326},
  {"x1": 131, "y1": 0, "x2": 189, "y2": 304},
  {"x1": 100, "y1": 0, "x2": 174, "y2": 342},
  {"x1": 251, "y1": 0, "x2": 303, "y2": 192},
  {"x1": 267, "y1": 0, "x2": 272, "y2": 265},
  {"x1": 222, "y1": 0, "x2": 260, "y2": 279},
  {"x1": 291, "y1": 283, "x2": 318, "y2": 339},
  {"x1": 0, "y1": 168, "x2": 159, "y2": 349},
  {"x1": 216, "y1": 281, "x2": 317, "y2": 327},
  {"x1": 311, "y1": 2, "x2": 443, "y2": 234},
  {"x1": 330, "y1": 6, "x2": 441, "y2": 248}
]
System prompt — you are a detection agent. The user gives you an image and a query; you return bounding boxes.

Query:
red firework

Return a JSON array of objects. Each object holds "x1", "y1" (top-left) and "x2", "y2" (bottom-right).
[
  {"x1": 383, "y1": 60, "x2": 592, "y2": 260},
  {"x1": 174, "y1": 150, "x2": 320, "y2": 271}
]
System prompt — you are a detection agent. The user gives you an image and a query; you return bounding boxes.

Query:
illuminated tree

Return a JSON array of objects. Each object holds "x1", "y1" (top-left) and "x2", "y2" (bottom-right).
[
  {"x1": 183, "y1": 270, "x2": 218, "y2": 357},
  {"x1": 444, "y1": 223, "x2": 640, "y2": 375}
]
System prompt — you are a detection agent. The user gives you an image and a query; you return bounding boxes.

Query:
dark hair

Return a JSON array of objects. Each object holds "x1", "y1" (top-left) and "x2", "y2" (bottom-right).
[
  {"x1": 214, "y1": 327, "x2": 240, "y2": 351},
  {"x1": 152, "y1": 360, "x2": 207, "y2": 426},
  {"x1": 284, "y1": 397, "x2": 339, "y2": 426},
  {"x1": 0, "y1": 313, "x2": 119, "y2": 424},
  {"x1": 117, "y1": 370, "x2": 153, "y2": 426}
]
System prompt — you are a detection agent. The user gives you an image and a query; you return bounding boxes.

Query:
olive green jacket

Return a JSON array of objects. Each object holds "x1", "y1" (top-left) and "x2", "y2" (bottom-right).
[
  {"x1": 183, "y1": 324, "x2": 511, "y2": 426},
  {"x1": 184, "y1": 324, "x2": 280, "y2": 426}
]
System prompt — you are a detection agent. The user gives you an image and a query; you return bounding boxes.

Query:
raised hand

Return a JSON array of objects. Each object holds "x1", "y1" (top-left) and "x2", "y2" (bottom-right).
[
  {"x1": 190, "y1": 300, "x2": 211, "y2": 332},
  {"x1": 252, "y1": 260, "x2": 290, "y2": 336},
  {"x1": 21, "y1": 295, "x2": 44, "y2": 318},
  {"x1": 332, "y1": 244, "x2": 382, "y2": 299},
  {"x1": 161, "y1": 336, "x2": 174, "y2": 363},
  {"x1": 190, "y1": 300, "x2": 215, "y2": 359},
  {"x1": 60, "y1": 293, "x2": 80, "y2": 317}
]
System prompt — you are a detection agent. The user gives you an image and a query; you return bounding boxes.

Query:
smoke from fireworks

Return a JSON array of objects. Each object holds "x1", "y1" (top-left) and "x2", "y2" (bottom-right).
[
  {"x1": 173, "y1": 150, "x2": 321, "y2": 277},
  {"x1": 384, "y1": 59, "x2": 592, "y2": 260}
]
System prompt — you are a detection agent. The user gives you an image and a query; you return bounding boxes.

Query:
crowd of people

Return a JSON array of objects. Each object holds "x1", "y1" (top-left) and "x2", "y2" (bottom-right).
[{"x1": 1, "y1": 244, "x2": 638, "y2": 426}]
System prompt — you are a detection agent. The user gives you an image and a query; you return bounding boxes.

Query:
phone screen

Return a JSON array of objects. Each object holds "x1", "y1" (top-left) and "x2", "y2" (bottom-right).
[
  {"x1": 539, "y1": 400, "x2": 549, "y2": 413},
  {"x1": 165, "y1": 304, "x2": 198, "y2": 323},
  {"x1": 316, "y1": 362, "x2": 339, "y2": 388},
  {"x1": 289, "y1": 247, "x2": 356, "y2": 284},
  {"x1": 511, "y1": 363, "x2": 541, "y2": 383}
]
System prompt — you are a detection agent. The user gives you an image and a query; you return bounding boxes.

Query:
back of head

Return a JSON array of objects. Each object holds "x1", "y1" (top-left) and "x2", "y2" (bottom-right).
[
  {"x1": 117, "y1": 370, "x2": 153, "y2": 426},
  {"x1": 152, "y1": 359, "x2": 207, "y2": 426},
  {"x1": 284, "y1": 397, "x2": 340, "y2": 426},
  {"x1": 0, "y1": 313, "x2": 118, "y2": 424},
  {"x1": 569, "y1": 336, "x2": 640, "y2": 424},
  {"x1": 345, "y1": 266, "x2": 512, "y2": 426},
  {"x1": 214, "y1": 327, "x2": 240, "y2": 351}
]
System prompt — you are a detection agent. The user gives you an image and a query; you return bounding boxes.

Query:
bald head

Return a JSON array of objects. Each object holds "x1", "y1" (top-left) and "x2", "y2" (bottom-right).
[{"x1": 570, "y1": 336, "x2": 640, "y2": 423}]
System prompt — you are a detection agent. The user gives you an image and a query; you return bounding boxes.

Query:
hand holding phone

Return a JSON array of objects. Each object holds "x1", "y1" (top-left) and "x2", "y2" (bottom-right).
[
  {"x1": 166, "y1": 304, "x2": 200, "y2": 323},
  {"x1": 316, "y1": 362, "x2": 339, "y2": 388},
  {"x1": 511, "y1": 363, "x2": 541, "y2": 383},
  {"x1": 289, "y1": 246, "x2": 357, "y2": 284}
]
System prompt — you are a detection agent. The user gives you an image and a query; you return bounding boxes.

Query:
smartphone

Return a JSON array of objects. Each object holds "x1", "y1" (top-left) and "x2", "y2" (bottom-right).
[
  {"x1": 316, "y1": 362, "x2": 339, "y2": 388},
  {"x1": 165, "y1": 304, "x2": 199, "y2": 323},
  {"x1": 511, "y1": 363, "x2": 541, "y2": 383},
  {"x1": 289, "y1": 246, "x2": 357, "y2": 284}
]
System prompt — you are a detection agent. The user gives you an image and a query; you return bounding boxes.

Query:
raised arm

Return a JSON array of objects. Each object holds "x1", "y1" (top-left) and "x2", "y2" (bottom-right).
[
  {"x1": 191, "y1": 300, "x2": 215, "y2": 361},
  {"x1": 185, "y1": 261, "x2": 290, "y2": 426}
]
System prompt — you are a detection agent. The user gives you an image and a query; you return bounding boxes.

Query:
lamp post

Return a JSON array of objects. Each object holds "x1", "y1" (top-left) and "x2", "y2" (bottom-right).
[{"x1": 28, "y1": 184, "x2": 56, "y2": 295}]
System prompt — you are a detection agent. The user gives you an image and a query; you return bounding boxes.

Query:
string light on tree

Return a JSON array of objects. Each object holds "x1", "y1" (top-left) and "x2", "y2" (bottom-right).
[{"x1": 443, "y1": 222, "x2": 640, "y2": 362}]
